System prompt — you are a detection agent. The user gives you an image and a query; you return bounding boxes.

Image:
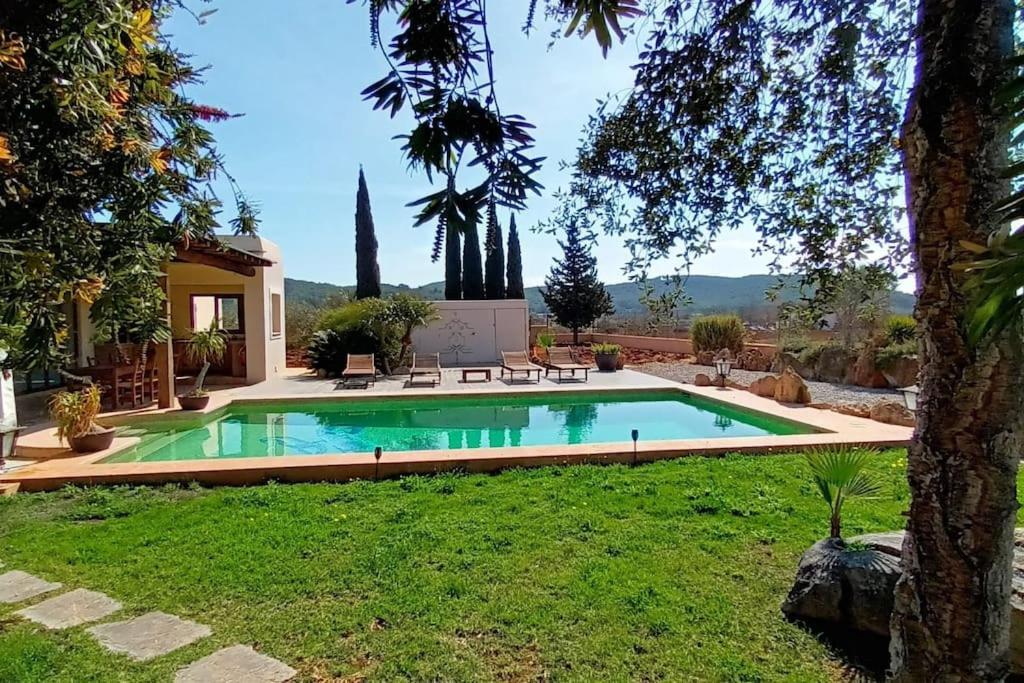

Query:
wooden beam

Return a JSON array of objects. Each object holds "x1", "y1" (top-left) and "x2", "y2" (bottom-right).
[
  {"x1": 173, "y1": 250, "x2": 257, "y2": 277},
  {"x1": 156, "y1": 274, "x2": 174, "y2": 409}
]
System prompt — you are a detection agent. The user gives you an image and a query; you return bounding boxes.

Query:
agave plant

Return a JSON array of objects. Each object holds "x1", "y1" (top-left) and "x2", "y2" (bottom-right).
[{"x1": 805, "y1": 447, "x2": 882, "y2": 539}]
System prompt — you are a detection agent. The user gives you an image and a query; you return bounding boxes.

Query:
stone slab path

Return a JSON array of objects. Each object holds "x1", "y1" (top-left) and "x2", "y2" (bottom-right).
[
  {"x1": 16, "y1": 588, "x2": 121, "y2": 629},
  {"x1": 0, "y1": 570, "x2": 61, "y2": 604},
  {"x1": 87, "y1": 611, "x2": 212, "y2": 662},
  {"x1": 174, "y1": 644, "x2": 297, "y2": 683}
]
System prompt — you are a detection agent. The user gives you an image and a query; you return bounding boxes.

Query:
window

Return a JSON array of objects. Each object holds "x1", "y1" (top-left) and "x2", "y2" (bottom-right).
[
  {"x1": 190, "y1": 294, "x2": 245, "y2": 334},
  {"x1": 270, "y1": 292, "x2": 283, "y2": 339}
]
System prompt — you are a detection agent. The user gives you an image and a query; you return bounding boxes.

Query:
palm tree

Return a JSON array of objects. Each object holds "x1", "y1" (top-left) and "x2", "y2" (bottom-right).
[{"x1": 805, "y1": 448, "x2": 882, "y2": 538}]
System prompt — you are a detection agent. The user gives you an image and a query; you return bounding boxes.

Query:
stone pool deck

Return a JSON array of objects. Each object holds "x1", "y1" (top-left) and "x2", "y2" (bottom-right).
[{"x1": 2, "y1": 368, "x2": 911, "y2": 491}]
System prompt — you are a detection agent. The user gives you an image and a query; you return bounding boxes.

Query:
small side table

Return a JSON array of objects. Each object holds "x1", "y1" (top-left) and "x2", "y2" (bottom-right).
[{"x1": 460, "y1": 368, "x2": 492, "y2": 383}]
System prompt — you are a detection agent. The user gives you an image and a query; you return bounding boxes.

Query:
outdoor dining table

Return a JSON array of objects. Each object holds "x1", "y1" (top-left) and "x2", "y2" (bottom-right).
[{"x1": 69, "y1": 364, "x2": 142, "y2": 411}]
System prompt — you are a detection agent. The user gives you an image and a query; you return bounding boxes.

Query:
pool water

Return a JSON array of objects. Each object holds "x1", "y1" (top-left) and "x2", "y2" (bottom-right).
[{"x1": 104, "y1": 391, "x2": 815, "y2": 463}]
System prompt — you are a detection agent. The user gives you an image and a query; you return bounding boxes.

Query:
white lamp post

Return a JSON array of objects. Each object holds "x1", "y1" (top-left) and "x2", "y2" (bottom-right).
[
  {"x1": 713, "y1": 358, "x2": 733, "y2": 387},
  {"x1": 899, "y1": 385, "x2": 919, "y2": 412}
]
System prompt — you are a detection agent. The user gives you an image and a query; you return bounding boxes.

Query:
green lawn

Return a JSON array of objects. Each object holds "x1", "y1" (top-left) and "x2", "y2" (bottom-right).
[{"x1": 0, "y1": 449, "x2": 968, "y2": 682}]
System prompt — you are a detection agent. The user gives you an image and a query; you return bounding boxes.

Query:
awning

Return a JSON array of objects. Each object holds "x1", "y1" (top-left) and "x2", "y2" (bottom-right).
[{"x1": 172, "y1": 238, "x2": 273, "y2": 277}]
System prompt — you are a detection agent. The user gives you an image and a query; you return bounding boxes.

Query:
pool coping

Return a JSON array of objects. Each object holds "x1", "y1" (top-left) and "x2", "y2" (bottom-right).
[{"x1": 3, "y1": 385, "x2": 911, "y2": 491}]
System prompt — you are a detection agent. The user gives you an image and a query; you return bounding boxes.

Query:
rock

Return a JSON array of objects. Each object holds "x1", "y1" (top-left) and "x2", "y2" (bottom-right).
[
  {"x1": 782, "y1": 536, "x2": 900, "y2": 636},
  {"x1": 736, "y1": 348, "x2": 772, "y2": 372},
  {"x1": 695, "y1": 351, "x2": 716, "y2": 366},
  {"x1": 814, "y1": 345, "x2": 855, "y2": 384},
  {"x1": 880, "y1": 355, "x2": 919, "y2": 389},
  {"x1": 784, "y1": 530, "x2": 1024, "y2": 674},
  {"x1": 714, "y1": 348, "x2": 735, "y2": 361},
  {"x1": 693, "y1": 373, "x2": 713, "y2": 387},
  {"x1": 851, "y1": 346, "x2": 890, "y2": 388},
  {"x1": 869, "y1": 401, "x2": 915, "y2": 427},
  {"x1": 748, "y1": 375, "x2": 778, "y2": 398},
  {"x1": 772, "y1": 351, "x2": 814, "y2": 379},
  {"x1": 773, "y1": 367, "x2": 812, "y2": 404},
  {"x1": 726, "y1": 379, "x2": 747, "y2": 390},
  {"x1": 808, "y1": 403, "x2": 834, "y2": 410},
  {"x1": 835, "y1": 403, "x2": 872, "y2": 419}
]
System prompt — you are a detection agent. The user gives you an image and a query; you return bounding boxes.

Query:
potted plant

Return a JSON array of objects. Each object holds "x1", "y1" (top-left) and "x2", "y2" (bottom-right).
[
  {"x1": 49, "y1": 384, "x2": 115, "y2": 453},
  {"x1": 593, "y1": 342, "x2": 621, "y2": 372},
  {"x1": 177, "y1": 324, "x2": 227, "y2": 411}
]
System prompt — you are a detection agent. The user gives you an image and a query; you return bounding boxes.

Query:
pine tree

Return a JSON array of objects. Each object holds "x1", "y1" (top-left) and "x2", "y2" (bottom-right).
[
  {"x1": 354, "y1": 168, "x2": 381, "y2": 299},
  {"x1": 506, "y1": 214, "x2": 525, "y2": 299},
  {"x1": 541, "y1": 212, "x2": 614, "y2": 344},
  {"x1": 444, "y1": 224, "x2": 462, "y2": 300},
  {"x1": 484, "y1": 204, "x2": 505, "y2": 299},
  {"x1": 462, "y1": 216, "x2": 485, "y2": 299}
]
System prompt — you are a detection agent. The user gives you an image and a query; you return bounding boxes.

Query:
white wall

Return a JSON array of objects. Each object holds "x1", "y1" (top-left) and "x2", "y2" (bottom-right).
[{"x1": 411, "y1": 300, "x2": 529, "y2": 365}]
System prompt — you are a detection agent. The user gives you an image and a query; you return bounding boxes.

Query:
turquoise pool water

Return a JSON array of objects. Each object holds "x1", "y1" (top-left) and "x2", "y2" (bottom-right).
[{"x1": 104, "y1": 391, "x2": 815, "y2": 463}]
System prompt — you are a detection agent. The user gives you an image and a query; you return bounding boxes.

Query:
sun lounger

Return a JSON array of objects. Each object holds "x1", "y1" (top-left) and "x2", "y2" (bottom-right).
[
  {"x1": 544, "y1": 347, "x2": 591, "y2": 383},
  {"x1": 501, "y1": 351, "x2": 542, "y2": 383},
  {"x1": 409, "y1": 352, "x2": 442, "y2": 386},
  {"x1": 340, "y1": 353, "x2": 376, "y2": 387}
]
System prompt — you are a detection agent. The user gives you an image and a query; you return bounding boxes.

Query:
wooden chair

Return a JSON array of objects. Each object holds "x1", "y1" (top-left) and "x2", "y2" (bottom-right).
[
  {"x1": 544, "y1": 347, "x2": 592, "y2": 383},
  {"x1": 116, "y1": 356, "x2": 146, "y2": 409},
  {"x1": 143, "y1": 352, "x2": 159, "y2": 404},
  {"x1": 340, "y1": 354, "x2": 377, "y2": 387},
  {"x1": 500, "y1": 351, "x2": 543, "y2": 383},
  {"x1": 409, "y1": 352, "x2": 442, "y2": 387}
]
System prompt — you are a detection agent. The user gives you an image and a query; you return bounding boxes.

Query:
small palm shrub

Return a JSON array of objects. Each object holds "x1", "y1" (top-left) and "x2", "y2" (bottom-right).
[
  {"x1": 592, "y1": 343, "x2": 621, "y2": 354},
  {"x1": 536, "y1": 332, "x2": 556, "y2": 348},
  {"x1": 884, "y1": 315, "x2": 917, "y2": 345},
  {"x1": 49, "y1": 384, "x2": 103, "y2": 443},
  {"x1": 805, "y1": 447, "x2": 882, "y2": 538},
  {"x1": 690, "y1": 315, "x2": 745, "y2": 354},
  {"x1": 184, "y1": 324, "x2": 227, "y2": 396}
]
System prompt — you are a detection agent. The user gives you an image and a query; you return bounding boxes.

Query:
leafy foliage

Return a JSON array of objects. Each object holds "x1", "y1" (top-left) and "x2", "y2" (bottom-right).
[
  {"x1": 884, "y1": 315, "x2": 917, "y2": 346},
  {"x1": 355, "y1": 168, "x2": 382, "y2": 299},
  {"x1": 484, "y1": 204, "x2": 506, "y2": 299},
  {"x1": 306, "y1": 328, "x2": 377, "y2": 375},
  {"x1": 805, "y1": 447, "x2": 882, "y2": 538},
  {"x1": 462, "y1": 217, "x2": 484, "y2": 299},
  {"x1": 690, "y1": 315, "x2": 745, "y2": 355},
  {"x1": 48, "y1": 385, "x2": 103, "y2": 442},
  {"x1": 541, "y1": 206, "x2": 614, "y2": 342},
  {"x1": 592, "y1": 342, "x2": 620, "y2": 354},
  {"x1": 316, "y1": 295, "x2": 437, "y2": 373},
  {"x1": 0, "y1": 0, "x2": 257, "y2": 372},
  {"x1": 506, "y1": 214, "x2": 525, "y2": 299},
  {"x1": 185, "y1": 324, "x2": 227, "y2": 395}
]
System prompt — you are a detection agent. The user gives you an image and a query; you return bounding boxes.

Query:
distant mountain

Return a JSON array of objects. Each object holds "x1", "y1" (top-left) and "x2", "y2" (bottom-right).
[{"x1": 285, "y1": 274, "x2": 915, "y2": 317}]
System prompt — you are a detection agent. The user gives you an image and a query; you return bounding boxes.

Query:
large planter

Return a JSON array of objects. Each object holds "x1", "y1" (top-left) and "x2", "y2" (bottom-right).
[
  {"x1": 68, "y1": 426, "x2": 116, "y2": 453},
  {"x1": 177, "y1": 394, "x2": 211, "y2": 411},
  {"x1": 595, "y1": 352, "x2": 619, "y2": 372}
]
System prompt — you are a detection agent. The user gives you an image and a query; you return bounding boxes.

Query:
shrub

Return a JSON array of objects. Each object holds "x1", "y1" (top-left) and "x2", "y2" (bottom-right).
[
  {"x1": 875, "y1": 340, "x2": 917, "y2": 369},
  {"x1": 314, "y1": 296, "x2": 436, "y2": 374},
  {"x1": 306, "y1": 328, "x2": 378, "y2": 375},
  {"x1": 884, "y1": 315, "x2": 916, "y2": 345},
  {"x1": 690, "y1": 315, "x2": 745, "y2": 354},
  {"x1": 592, "y1": 343, "x2": 621, "y2": 354},
  {"x1": 49, "y1": 385, "x2": 103, "y2": 443},
  {"x1": 804, "y1": 447, "x2": 881, "y2": 538},
  {"x1": 536, "y1": 331, "x2": 556, "y2": 348}
]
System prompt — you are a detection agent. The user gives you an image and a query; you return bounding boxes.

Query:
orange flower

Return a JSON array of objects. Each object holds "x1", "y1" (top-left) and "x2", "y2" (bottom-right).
[
  {"x1": 0, "y1": 134, "x2": 15, "y2": 164},
  {"x1": 150, "y1": 147, "x2": 172, "y2": 174},
  {"x1": 0, "y1": 31, "x2": 26, "y2": 71}
]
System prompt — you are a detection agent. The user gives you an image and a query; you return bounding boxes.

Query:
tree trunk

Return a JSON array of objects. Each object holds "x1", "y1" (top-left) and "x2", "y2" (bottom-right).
[{"x1": 890, "y1": 0, "x2": 1024, "y2": 679}]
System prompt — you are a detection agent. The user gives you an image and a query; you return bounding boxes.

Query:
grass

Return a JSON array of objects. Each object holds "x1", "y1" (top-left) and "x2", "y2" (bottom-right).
[{"x1": 0, "y1": 449, "x2": 987, "y2": 682}]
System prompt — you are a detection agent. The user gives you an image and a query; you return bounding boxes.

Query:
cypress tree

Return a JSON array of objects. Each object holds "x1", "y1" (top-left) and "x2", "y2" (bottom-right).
[
  {"x1": 484, "y1": 204, "x2": 505, "y2": 299},
  {"x1": 462, "y1": 216, "x2": 485, "y2": 299},
  {"x1": 505, "y1": 214, "x2": 525, "y2": 299},
  {"x1": 354, "y1": 168, "x2": 381, "y2": 299},
  {"x1": 541, "y1": 214, "x2": 614, "y2": 344},
  {"x1": 444, "y1": 223, "x2": 462, "y2": 300}
]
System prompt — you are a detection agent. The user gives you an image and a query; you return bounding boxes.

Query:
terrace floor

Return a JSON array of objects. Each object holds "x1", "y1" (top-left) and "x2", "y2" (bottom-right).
[{"x1": 3, "y1": 367, "x2": 911, "y2": 492}]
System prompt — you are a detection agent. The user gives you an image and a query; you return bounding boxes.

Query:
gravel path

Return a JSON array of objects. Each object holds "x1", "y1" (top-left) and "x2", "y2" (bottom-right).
[{"x1": 637, "y1": 362, "x2": 900, "y2": 408}]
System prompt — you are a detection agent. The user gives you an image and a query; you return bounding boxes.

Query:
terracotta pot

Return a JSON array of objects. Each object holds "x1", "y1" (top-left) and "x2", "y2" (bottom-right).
[
  {"x1": 595, "y1": 352, "x2": 619, "y2": 372},
  {"x1": 68, "y1": 426, "x2": 116, "y2": 453},
  {"x1": 177, "y1": 394, "x2": 211, "y2": 411}
]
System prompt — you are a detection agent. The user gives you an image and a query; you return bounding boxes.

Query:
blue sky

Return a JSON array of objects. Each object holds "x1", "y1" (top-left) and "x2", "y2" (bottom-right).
[{"x1": 167, "y1": 1, "x2": 776, "y2": 288}]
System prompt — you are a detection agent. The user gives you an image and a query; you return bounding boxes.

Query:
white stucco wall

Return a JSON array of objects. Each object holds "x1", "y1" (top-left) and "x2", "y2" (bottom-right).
[{"x1": 411, "y1": 300, "x2": 529, "y2": 365}]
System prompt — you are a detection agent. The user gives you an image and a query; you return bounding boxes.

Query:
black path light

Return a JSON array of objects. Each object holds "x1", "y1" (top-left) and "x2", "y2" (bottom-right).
[
  {"x1": 713, "y1": 357, "x2": 733, "y2": 387},
  {"x1": 631, "y1": 428, "x2": 639, "y2": 467},
  {"x1": 374, "y1": 446, "x2": 383, "y2": 480}
]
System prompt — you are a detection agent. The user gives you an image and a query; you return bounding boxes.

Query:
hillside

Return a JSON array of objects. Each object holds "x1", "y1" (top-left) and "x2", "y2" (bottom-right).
[{"x1": 285, "y1": 274, "x2": 915, "y2": 316}]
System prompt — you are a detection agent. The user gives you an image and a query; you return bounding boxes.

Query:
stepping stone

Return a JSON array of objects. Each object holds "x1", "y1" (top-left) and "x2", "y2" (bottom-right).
[
  {"x1": 16, "y1": 588, "x2": 121, "y2": 629},
  {"x1": 0, "y1": 570, "x2": 61, "y2": 604},
  {"x1": 174, "y1": 645, "x2": 296, "y2": 683},
  {"x1": 88, "y1": 611, "x2": 211, "y2": 661}
]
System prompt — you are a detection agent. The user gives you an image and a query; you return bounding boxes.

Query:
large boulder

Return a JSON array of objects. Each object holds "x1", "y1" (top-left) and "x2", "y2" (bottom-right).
[
  {"x1": 783, "y1": 529, "x2": 1024, "y2": 674},
  {"x1": 814, "y1": 345, "x2": 855, "y2": 384},
  {"x1": 736, "y1": 348, "x2": 772, "y2": 372},
  {"x1": 748, "y1": 375, "x2": 778, "y2": 398},
  {"x1": 772, "y1": 351, "x2": 814, "y2": 378},
  {"x1": 693, "y1": 373, "x2": 713, "y2": 387},
  {"x1": 851, "y1": 345, "x2": 890, "y2": 388},
  {"x1": 869, "y1": 401, "x2": 916, "y2": 428},
  {"x1": 880, "y1": 355, "x2": 919, "y2": 389},
  {"x1": 774, "y1": 367, "x2": 812, "y2": 404},
  {"x1": 695, "y1": 351, "x2": 716, "y2": 366}
]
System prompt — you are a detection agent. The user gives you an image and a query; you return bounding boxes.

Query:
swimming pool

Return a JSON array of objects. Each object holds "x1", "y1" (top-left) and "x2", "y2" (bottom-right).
[{"x1": 103, "y1": 391, "x2": 817, "y2": 463}]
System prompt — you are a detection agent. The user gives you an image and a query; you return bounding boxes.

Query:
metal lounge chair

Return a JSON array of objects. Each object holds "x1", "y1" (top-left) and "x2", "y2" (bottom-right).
[
  {"x1": 544, "y1": 347, "x2": 591, "y2": 383},
  {"x1": 500, "y1": 351, "x2": 543, "y2": 383},
  {"x1": 340, "y1": 353, "x2": 376, "y2": 387},
  {"x1": 409, "y1": 352, "x2": 442, "y2": 387}
]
